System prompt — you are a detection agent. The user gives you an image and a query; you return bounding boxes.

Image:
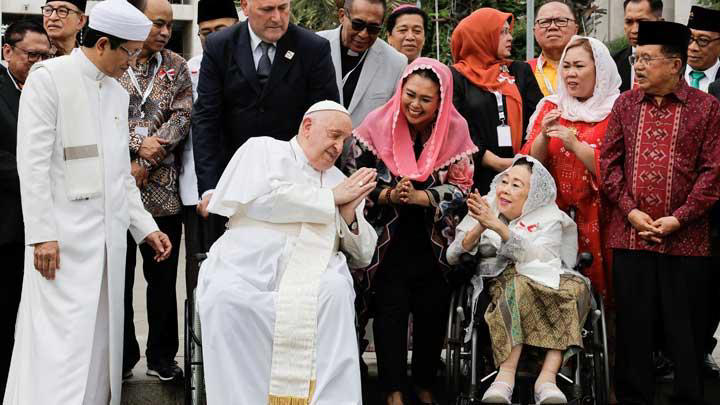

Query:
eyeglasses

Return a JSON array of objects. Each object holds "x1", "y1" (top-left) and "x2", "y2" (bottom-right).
[
  {"x1": 11, "y1": 45, "x2": 54, "y2": 61},
  {"x1": 40, "y1": 5, "x2": 82, "y2": 19},
  {"x1": 628, "y1": 55, "x2": 679, "y2": 66},
  {"x1": 344, "y1": 9, "x2": 382, "y2": 35},
  {"x1": 119, "y1": 45, "x2": 142, "y2": 59},
  {"x1": 689, "y1": 35, "x2": 720, "y2": 48},
  {"x1": 535, "y1": 17, "x2": 575, "y2": 29}
]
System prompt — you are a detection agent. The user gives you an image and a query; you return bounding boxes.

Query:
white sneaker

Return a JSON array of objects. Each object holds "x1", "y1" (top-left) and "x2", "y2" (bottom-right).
[
  {"x1": 481, "y1": 381, "x2": 513, "y2": 404},
  {"x1": 534, "y1": 382, "x2": 567, "y2": 404}
]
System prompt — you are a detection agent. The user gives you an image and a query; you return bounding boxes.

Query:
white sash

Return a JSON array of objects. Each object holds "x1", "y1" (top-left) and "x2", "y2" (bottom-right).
[
  {"x1": 35, "y1": 52, "x2": 103, "y2": 200},
  {"x1": 268, "y1": 220, "x2": 336, "y2": 405}
]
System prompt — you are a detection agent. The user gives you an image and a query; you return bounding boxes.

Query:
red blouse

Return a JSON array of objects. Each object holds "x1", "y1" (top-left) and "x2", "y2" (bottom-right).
[
  {"x1": 522, "y1": 101, "x2": 613, "y2": 303},
  {"x1": 600, "y1": 80, "x2": 720, "y2": 257}
]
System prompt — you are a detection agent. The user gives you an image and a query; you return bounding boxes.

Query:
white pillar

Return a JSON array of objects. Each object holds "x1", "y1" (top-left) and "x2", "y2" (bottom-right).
[{"x1": 526, "y1": 0, "x2": 535, "y2": 60}]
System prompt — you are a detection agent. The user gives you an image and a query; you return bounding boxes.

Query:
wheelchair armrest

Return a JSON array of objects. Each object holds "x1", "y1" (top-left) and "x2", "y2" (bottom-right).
[{"x1": 573, "y1": 252, "x2": 593, "y2": 274}]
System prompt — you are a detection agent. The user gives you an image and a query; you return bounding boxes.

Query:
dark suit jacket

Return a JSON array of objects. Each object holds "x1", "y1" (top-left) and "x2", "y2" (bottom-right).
[
  {"x1": 710, "y1": 80, "x2": 720, "y2": 100},
  {"x1": 613, "y1": 46, "x2": 633, "y2": 93},
  {"x1": 192, "y1": 22, "x2": 340, "y2": 195},
  {"x1": 0, "y1": 66, "x2": 24, "y2": 245}
]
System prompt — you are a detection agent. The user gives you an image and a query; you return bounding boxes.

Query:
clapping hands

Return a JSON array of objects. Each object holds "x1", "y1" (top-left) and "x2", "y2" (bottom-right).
[
  {"x1": 542, "y1": 108, "x2": 579, "y2": 152},
  {"x1": 467, "y1": 191, "x2": 510, "y2": 241}
]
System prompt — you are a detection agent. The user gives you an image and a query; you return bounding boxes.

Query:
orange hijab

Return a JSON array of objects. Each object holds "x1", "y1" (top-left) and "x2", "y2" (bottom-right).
[{"x1": 451, "y1": 8, "x2": 524, "y2": 152}]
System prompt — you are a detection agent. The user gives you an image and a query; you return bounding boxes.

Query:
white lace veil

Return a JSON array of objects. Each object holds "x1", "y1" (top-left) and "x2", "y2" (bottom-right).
[
  {"x1": 485, "y1": 155, "x2": 557, "y2": 218},
  {"x1": 527, "y1": 35, "x2": 622, "y2": 132},
  {"x1": 484, "y1": 155, "x2": 578, "y2": 270}
]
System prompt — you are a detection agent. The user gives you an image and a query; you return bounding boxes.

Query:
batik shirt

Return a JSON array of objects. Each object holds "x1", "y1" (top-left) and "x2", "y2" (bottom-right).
[
  {"x1": 600, "y1": 79, "x2": 720, "y2": 256},
  {"x1": 119, "y1": 48, "x2": 192, "y2": 217}
]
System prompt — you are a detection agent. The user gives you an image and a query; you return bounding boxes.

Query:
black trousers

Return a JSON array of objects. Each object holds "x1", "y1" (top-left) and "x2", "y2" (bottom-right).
[
  {"x1": 123, "y1": 214, "x2": 182, "y2": 369},
  {"x1": 705, "y1": 255, "x2": 719, "y2": 355},
  {"x1": 613, "y1": 249, "x2": 709, "y2": 405},
  {"x1": 373, "y1": 244, "x2": 451, "y2": 393},
  {"x1": 0, "y1": 243, "x2": 23, "y2": 397}
]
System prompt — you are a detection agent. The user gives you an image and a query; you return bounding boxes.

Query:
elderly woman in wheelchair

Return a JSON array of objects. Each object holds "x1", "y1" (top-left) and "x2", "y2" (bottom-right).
[{"x1": 447, "y1": 156, "x2": 592, "y2": 404}]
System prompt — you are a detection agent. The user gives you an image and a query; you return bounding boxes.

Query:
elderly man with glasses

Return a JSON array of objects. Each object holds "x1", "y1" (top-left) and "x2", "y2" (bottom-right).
[
  {"x1": 601, "y1": 20, "x2": 720, "y2": 405},
  {"x1": 317, "y1": 0, "x2": 407, "y2": 147},
  {"x1": 0, "y1": 19, "x2": 52, "y2": 397},
  {"x1": 528, "y1": 0, "x2": 578, "y2": 96},
  {"x1": 41, "y1": 0, "x2": 86, "y2": 56}
]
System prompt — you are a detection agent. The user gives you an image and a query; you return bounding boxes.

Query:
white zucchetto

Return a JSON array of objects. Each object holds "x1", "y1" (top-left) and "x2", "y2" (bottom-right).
[
  {"x1": 88, "y1": 0, "x2": 152, "y2": 42},
  {"x1": 303, "y1": 100, "x2": 350, "y2": 117}
]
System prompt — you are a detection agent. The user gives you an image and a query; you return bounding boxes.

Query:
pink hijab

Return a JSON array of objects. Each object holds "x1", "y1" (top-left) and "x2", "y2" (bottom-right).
[{"x1": 353, "y1": 57, "x2": 477, "y2": 182}]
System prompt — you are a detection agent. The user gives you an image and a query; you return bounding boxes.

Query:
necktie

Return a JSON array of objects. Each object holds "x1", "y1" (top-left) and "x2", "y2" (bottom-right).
[
  {"x1": 257, "y1": 41, "x2": 273, "y2": 86},
  {"x1": 690, "y1": 70, "x2": 705, "y2": 89}
]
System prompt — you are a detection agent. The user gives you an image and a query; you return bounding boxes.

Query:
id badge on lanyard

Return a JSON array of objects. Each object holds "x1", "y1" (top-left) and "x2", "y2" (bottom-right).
[{"x1": 493, "y1": 91, "x2": 512, "y2": 148}]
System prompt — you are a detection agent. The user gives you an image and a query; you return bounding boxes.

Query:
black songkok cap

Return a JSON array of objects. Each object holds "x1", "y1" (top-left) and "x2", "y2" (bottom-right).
[
  {"x1": 197, "y1": 0, "x2": 239, "y2": 24},
  {"x1": 637, "y1": 21, "x2": 691, "y2": 48},
  {"x1": 688, "y1": 6, "x2": 720, "y2": 33},
  {"x1": 47, "y1": 0, "x2": 86, "y2": 13}
]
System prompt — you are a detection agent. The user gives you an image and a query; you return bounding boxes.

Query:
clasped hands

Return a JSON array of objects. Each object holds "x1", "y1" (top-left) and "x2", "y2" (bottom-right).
[
  {"x1": 333, "y1": 167, "x2": 377, "y2": 228},
  {"x1": 32, "y1": 232, "x2": 172, "y2": 281},
  {"x1": 628, "y1": 209, "x2": 680, "y2": 244},
  {"x1": 467, "y1": 191, "x2": 509, "y2": 239},
  {"x1": 541, "y1": 108, "x2": 579, "y2": 152}
]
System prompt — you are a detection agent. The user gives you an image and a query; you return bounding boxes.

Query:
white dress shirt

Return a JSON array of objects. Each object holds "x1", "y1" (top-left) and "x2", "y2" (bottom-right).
[
  {"x1": 248, "y1": 24, "x2": 276, "y2": 68},
  {"x1": 685, "y1": 58, "x2": 720, "y2": 93}
]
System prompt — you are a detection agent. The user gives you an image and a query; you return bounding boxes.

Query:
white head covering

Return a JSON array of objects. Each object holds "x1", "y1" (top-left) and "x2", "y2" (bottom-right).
[
  {"x1": 88, "y1": 0, "x2": 152, "y2": 42},
  {"x1": 303, "y1": 100, "x2": 350, "y2": 117},
  {"x1": 528, "y1": 35, "x2": 621, "y2": 129}
]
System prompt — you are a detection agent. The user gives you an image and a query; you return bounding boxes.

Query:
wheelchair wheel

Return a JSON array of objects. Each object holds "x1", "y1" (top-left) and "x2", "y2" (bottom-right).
[
  {"x1": 445, "y1": 289, "x2": 461, "y2": 394},
  {"x1": 591, "y1": 294, "x2": 610, "y2": 405},
  {"x1": 184, "y1": 294, "x2": 207, "y2": 405},
  {"x1": 184, "y1": 299, "x2": 192, "y2": 405}
]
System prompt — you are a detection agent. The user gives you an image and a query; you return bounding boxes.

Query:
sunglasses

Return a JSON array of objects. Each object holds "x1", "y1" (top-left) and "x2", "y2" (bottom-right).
[{"x1": 344, "y1": 9, "x2": 382, "y2": 35}]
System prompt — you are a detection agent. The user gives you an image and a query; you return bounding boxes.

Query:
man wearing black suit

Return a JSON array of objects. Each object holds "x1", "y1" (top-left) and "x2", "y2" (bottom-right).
[
  {"x1": 193, "y1": 0, "x2": 340, "y2": 232},
  {"x1": 613, "y1": 0, "x2": 663, "y2": 92},
  {"x1": 0, "y1": 20, "x2": 52, "y2": 396}
]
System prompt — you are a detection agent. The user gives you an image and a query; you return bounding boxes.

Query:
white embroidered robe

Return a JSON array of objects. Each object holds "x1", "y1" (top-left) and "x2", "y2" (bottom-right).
[
  {"x1": 197, "y1": 136, "x2": 377, "y2": 405},
  {"x1": 4, "y1": 49, "x2": 158, "y2": 405}
]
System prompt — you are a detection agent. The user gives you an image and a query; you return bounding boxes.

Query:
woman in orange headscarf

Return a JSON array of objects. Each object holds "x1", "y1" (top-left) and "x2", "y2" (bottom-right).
[{"x1": 451, "y1": 8, "x2": 543, "y2": 195}]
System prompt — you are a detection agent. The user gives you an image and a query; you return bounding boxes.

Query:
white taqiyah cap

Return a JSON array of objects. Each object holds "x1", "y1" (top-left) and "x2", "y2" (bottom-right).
[
  {"x1": 89, "y1": 0, "x2": 152, "y2": 42},
  {"x1": 303, "y1": 100, "x2": 350, "y2": 117}
]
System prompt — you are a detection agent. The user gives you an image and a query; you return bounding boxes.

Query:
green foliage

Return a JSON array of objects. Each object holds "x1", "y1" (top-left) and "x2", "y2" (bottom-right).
[{"x1": 697, "y1": 0, "x2": 720, "y2": 9}]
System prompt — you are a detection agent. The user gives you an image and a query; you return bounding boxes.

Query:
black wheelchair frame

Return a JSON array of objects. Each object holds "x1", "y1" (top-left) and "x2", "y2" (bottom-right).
[{"x1": 444, "y1": 253, "x2": 610, "y2": 405}]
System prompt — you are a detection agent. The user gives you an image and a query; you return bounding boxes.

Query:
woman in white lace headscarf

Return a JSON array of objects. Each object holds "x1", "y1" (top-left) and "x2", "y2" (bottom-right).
[
  {"x1": 521, "y1": 36, "x2": 621, "y2": 308},
  {"x1": 447, "y1": 155, "x2": 592, "y2": 404}
]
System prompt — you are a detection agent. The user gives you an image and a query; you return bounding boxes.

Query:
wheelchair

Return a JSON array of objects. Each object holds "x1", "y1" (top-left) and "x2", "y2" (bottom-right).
[
  {"x1": 444, "y1": 253, "x2": 610, "y2": 405},
  {"x1": 184, "y1": 253, "x2": 207, "y2": 405}
]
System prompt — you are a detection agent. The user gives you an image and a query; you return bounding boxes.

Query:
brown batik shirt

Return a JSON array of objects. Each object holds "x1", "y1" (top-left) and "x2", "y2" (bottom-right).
[{"x1": 119, "y1": 48, "x2": 192, "y2": 217}]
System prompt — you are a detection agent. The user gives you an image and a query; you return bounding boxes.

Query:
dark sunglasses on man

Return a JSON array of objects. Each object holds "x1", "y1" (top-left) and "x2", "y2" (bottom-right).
[{"x1": 344, "y1": 9, "x2": 382, "y2": 35}]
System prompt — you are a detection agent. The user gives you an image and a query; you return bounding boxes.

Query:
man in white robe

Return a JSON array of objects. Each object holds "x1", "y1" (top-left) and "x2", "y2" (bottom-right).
[
  {"x1": 4, "y1": 1, "x2": 172, "y2": 404},
  {"x1": 197, "y1": 101, "x2": 378, "y2": 405}
]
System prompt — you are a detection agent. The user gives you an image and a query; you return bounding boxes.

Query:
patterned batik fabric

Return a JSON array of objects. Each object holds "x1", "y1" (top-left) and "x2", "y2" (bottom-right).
[
  {"x1": 484, "y1": 266, "x2": 592, "y2": 367},
  {"x1": 601, "y1": 79, "x2": 720, "y2": 256},
  {"x1": 119, "y1": 48, "x2": 192, "y2": 217}
]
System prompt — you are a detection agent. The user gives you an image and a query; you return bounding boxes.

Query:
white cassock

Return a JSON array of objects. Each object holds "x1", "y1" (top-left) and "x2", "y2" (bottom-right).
[
  {"x1": 4, "y1": 49, "x2": 158, "y2": 405},
  {"x1": 197, "y1": 136, "x2": 377, "y2": 405}
]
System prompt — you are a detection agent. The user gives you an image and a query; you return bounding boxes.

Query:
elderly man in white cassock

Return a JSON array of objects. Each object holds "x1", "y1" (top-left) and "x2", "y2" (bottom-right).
[
  {"x1": 4, "y1": 1, "x2": 172, "y2": 404},
  {"x1": 197, "y1": 100, "x2": 378, "y2": 405}
]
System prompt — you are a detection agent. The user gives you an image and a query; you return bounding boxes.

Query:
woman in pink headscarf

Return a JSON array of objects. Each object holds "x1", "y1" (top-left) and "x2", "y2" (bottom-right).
[{"x1": 344, "y1": 57, "x2": 476, "y2": 405}]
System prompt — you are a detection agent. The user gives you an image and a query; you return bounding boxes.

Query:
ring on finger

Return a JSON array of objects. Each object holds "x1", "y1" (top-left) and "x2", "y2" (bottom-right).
[{"x1": 358, "y1": 181, "x2": 364, "y2": 186}]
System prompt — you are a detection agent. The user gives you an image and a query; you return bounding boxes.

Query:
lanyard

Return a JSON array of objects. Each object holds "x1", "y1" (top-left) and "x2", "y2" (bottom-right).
[
  {"x1": 536, "y1": 54, "x2": 555, "y2": 95},
  {"x1": 341, "y1": 49, "x2": 369, "y2": 88},
  {"x1": 492, "y1": 91, "x2": 506, "y2": 125},
  {"x1": 127, "y1": 52, "x2": 163, "y2": 119}
]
